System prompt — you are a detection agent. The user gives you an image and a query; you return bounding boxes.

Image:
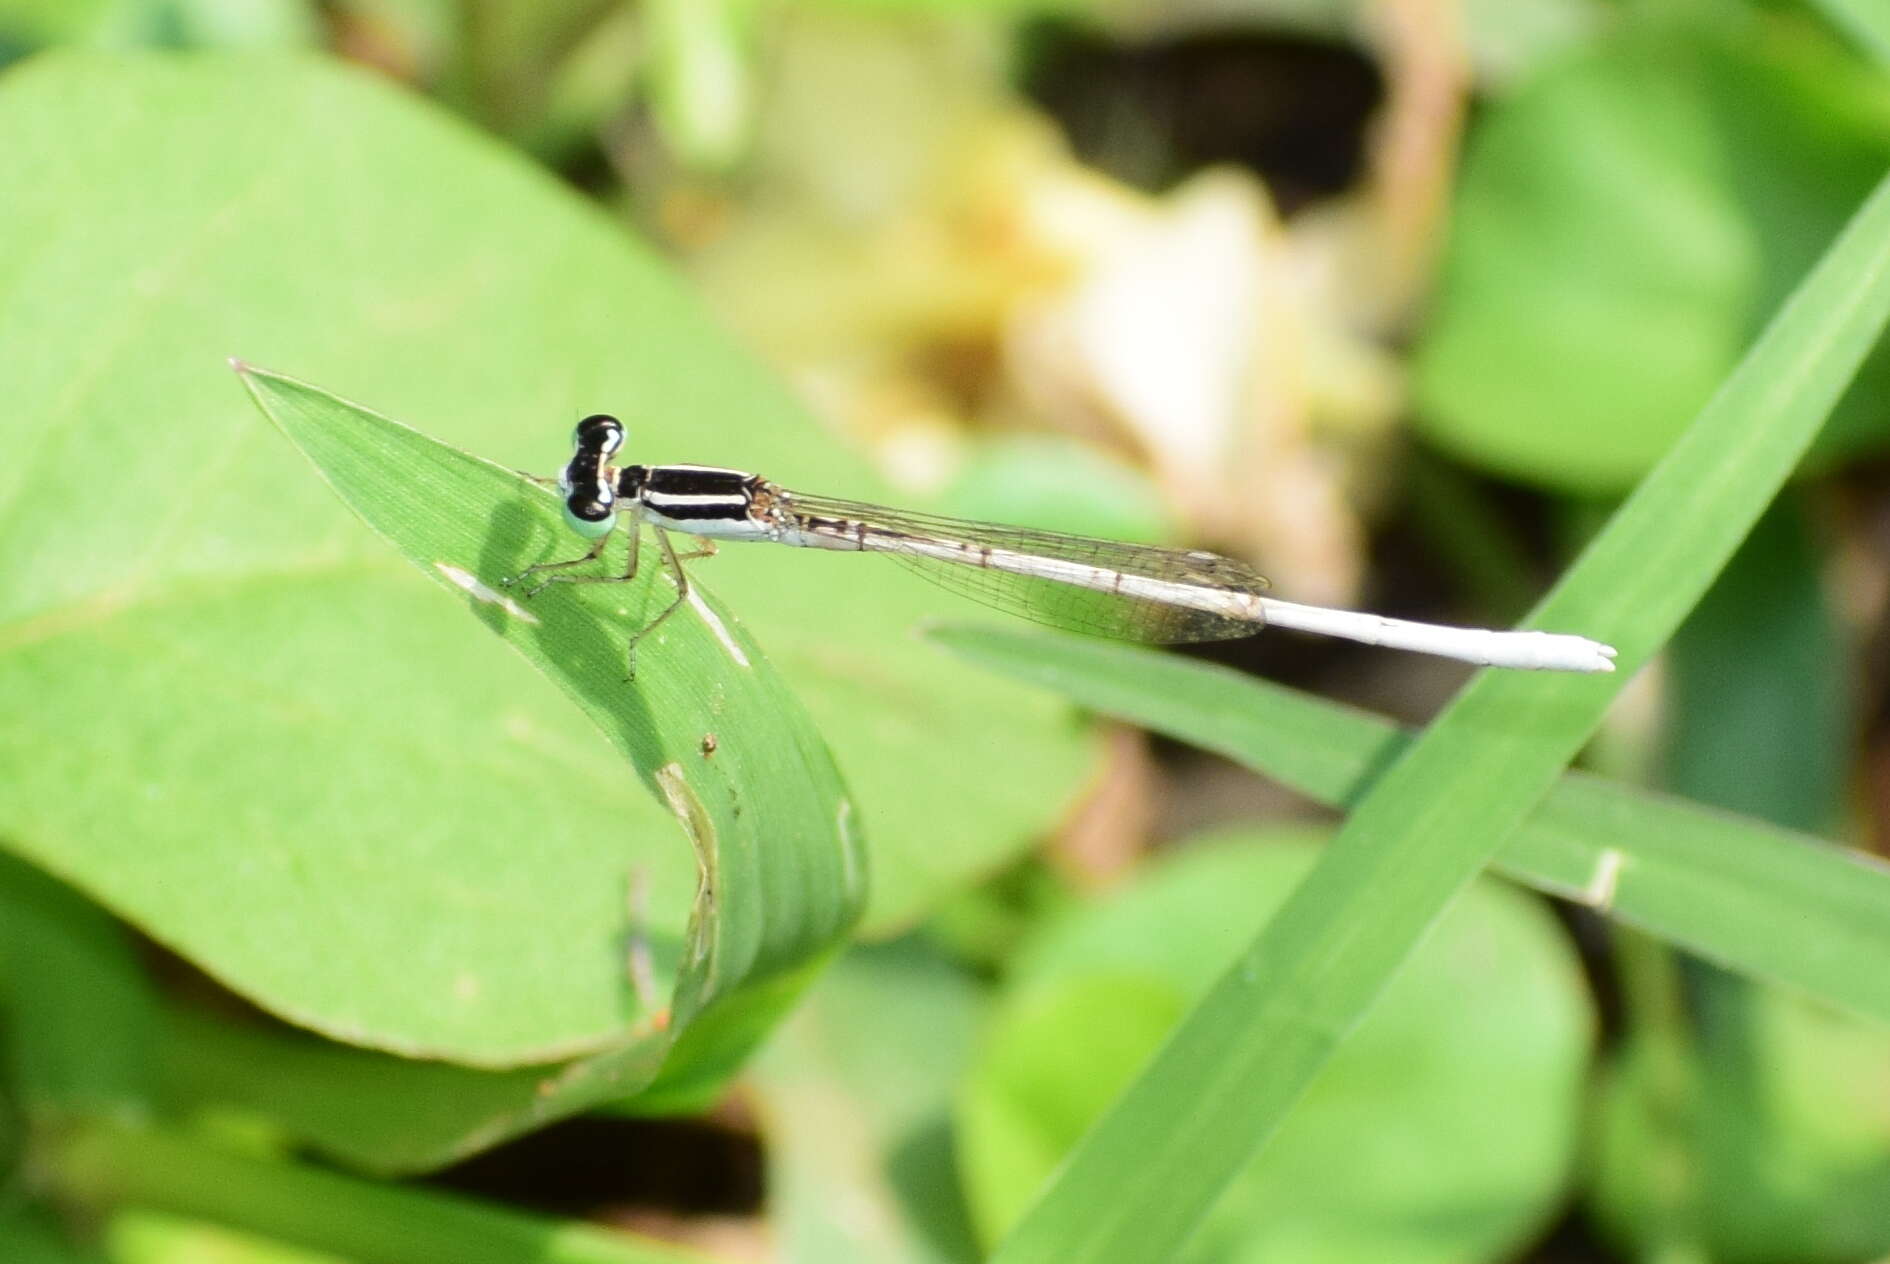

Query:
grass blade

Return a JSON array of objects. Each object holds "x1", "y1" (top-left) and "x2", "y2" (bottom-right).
[
  {"x1": 930, "y1": 625, "x2": 1890, "y2": 1024},
  {"x1": 987, "y1": 167, "x2": 1890, "y2": 1264},
  {"x1": 227, "y1": 367, "x2": 863, "y2": 1161}
]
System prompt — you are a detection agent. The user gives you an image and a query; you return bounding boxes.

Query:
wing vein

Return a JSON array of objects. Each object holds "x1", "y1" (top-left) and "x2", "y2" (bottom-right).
[{"x1": 777, "y1": 490, "x2": 1269, "y2": 643}]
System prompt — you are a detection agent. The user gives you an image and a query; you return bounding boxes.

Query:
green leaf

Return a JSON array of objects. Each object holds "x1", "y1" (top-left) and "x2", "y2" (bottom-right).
[
  {"x1": 0, "y1": 851, "x2": 155, "y2": 1117},
  {"x1": 1592, "y1": 989, "x2": 1890, "y2": 1262},
  {"x1": 645, "y1": 0, "x2": 755, "y2": 171},
  {"x1": 145, "y1": 945, "x2": 836, "y2": 1175},
  {"x1": 1460, "y1": 0, "x2": 1608, "y2": 86},
  {"x1": 929, "y1": 624, "x2": 1890, "y2": 1027},
  {"x1": 240, "y1": 365, "x2": 862, "y2": 1033},
  {"x1": 1589, "y1": 491, "x2": 1890, "y2": 1262},
  {"x1": 933, "y1": 437, "x2": 1171, "y2": 547},
  {"x1": 986, "y1": 146, "x2": 1890, "y2": 1264},
  {"x1": 799, "y1": 0, "x2": 1100, "y2": 13},
  {"x1": 0, "y1": 0, "x2": 320, "y2": 52},
  {"x1": 49, "y1": 1119, "x2": 708, "y2": 1264},
  {"x1": 751, "y1": 939, "x2": 985, "y2": 1264},
  {"x1": 0, "y1": 1206, "x2": 102, "y2": 1264},
  {"x1": 0, "y1": 51, "x2": 1089, "y2": 1069},
  {"x1": 1814, "y1": 0, "x2": 1890, "y2": 66},
  {"x1": 960, "y1": 832, "x2": 1590, "y2": 1263},
  {"x1": 105, "y1": 0, "x2": 322, "y2": 49},
  {"x1": 106, "y1": 1210, "x2": 350, "y2": 1264},
  {"x1": 0, "y1": 0, "x2": 116, "y2": 50},
  {"x1": 1416, "y1": 16, "x2": 1890, "y2": 492},
  {"x1": 121, "y1": 366, "x2": 852, "y2": 1172},
  {"x1": 964, "y1": 976, "x2": 1183, "y2": 1244},
  {"x1": 936, "y1": 597, "x2": 1890, "y2": 1260},
  {"x1": 152, "y1": 1004, "x2": 585, "y2": 1175},
  {"x1": 1665, "y1": 497, "x2": 1845, "y2": 833}
]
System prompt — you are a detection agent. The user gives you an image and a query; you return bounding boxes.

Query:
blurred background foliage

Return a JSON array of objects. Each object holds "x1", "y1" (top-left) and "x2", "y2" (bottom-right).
[{"x1": 4, "y1": 0, "x2": 1890, "y2": 1261}]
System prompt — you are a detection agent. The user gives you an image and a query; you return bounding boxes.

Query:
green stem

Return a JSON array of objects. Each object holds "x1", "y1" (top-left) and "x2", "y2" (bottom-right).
[{"x1": 49, "y1": 1119, "x2": 713, "y2": 1264}]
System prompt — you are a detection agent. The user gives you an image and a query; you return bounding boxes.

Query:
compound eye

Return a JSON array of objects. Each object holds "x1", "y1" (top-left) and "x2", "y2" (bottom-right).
[
  {"x1": 563, "y1": 488, "x2": 617, "y2": 539},
  {"x1": 572, "y1": 413, "x2": 624, "y2": 457}
]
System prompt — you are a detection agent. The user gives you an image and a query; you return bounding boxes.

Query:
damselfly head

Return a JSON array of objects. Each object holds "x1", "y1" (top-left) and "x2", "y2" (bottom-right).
[
  {"x1": 573, "y1": 413, "x2": 624, "y2": 458},
  {"x1": 560, "y1": 413, "x2": 625, "y2": 539}
]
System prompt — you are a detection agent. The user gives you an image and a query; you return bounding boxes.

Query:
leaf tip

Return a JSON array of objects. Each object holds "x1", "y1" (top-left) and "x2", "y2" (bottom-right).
[{"x1": 228, "y1": 356, "x2": 251, "y2": 375}]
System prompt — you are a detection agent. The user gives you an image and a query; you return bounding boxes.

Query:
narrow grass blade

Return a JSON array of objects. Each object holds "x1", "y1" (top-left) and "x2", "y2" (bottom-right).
[
  {"x1": 237, "y1": 367, "x2": 863, "y2": 1126},
  {"x1": 930, "y1": 625, "x2": 1890, "y2": 1025},
  {"x1": 988, "y1": 169, "x2": 1890, "y2": 1264}
]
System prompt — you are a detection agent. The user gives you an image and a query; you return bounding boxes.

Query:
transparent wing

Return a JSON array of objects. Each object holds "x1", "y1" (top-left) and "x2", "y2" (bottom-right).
[{"x1": 778, "y1": 491, "x2": 1269, "y2": 644}]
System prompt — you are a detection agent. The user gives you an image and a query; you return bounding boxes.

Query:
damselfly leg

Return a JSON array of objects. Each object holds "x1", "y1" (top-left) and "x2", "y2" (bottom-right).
[
  {"x1": 622, "y1": 529, "x2": 718, "y2": 678},
  {"x1": 506, "y1": 504, "x2": 648, "y2": 598},
  {"x1": 505, "y1": 506, "x2": 719, "y2": 677},
  {"x1": 504, "y1": 532, "x2": 614, "y2": 597}
]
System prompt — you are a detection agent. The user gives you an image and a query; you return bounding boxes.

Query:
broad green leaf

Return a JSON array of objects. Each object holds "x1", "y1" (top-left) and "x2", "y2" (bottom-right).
[
  {"x1": 964, "y1": 976, "x2": 1181, "y2": 1241},
  {"x1": 0, "y1": 0, "x2": 116, "y2": 50},
  {"x1": 103, "y1": 0, "x2": 321, "y2": 48},
  {"x1": 989, "y1": 148, "x2": 1890, "y2": 1264},
  {"x1": 0, "y1": 0, "x2": 319, "y2": 52},
  {"x1": 933, "y1": 437, "x2": 1171, "y2": 547},
  {"x1": 751, "y1": 939, "x2": 985, "y2": 1264},
  {"x1": 0, "y1": 851, "x2": 154, "y2": 1117},
  {"x1": 959, "y1": 832, "x2": 1590, "y2": 1262},
  {"x1": 1591, "y1": 989, "x2": 1890, "y2": 1263},
  {"x1": 930, "y1": 624, "x2": 1890, "y2": 1026},
  {"x1": 150, "y1": 950, "x2": 827, "y2": 1175},
  {"x1": 153, "y1": 1004, "x2": 588, "y2": 1175},
  {"x1": 1416, "y1": 16, "x2": 1890, "y2": 492},
  {"x1": 128, "y1": 366, "x2": 853, "y2": 1172},
  {"x1": 0, "y1": 51, "x2": 1089, "y2": 1065},
  {"x1": 802, "y1": 0, "x2": 1100, "y2": 12}
]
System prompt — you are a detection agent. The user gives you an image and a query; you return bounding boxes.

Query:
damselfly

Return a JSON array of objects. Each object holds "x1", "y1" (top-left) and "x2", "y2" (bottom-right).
[{"x1": 506, "y1": 415, "x2": 1617, "y2": 676}]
